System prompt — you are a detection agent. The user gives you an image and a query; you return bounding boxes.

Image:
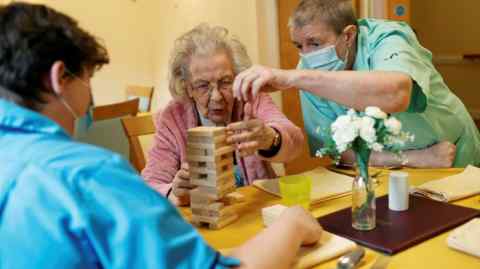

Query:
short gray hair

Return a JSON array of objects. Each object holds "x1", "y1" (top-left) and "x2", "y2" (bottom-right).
[
  {"x1": 168, "y1": 23, "x2": 252, "y2": 98},
  {"x1": 288, "y1": 0, "x2": 357, "y2": 34}
]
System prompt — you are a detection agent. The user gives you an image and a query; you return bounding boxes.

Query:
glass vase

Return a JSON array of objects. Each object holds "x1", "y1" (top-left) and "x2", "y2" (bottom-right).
[{"x1": 351, "y1": 149, "x2": 376, "y2": 231}]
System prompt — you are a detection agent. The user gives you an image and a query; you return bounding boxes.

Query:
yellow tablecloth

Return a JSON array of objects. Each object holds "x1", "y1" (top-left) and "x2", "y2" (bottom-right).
[{"x1": 180, "y1": 168, "x2": 480, "y2": 268}]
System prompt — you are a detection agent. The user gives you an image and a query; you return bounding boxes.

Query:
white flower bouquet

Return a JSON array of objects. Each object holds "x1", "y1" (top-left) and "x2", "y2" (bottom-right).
[
  {"x1": 316, "y1": 106, "x2": 413, "y2": 174},
  {"x1": 316, "y1": 106, "x2": 414, "y2": 230}
]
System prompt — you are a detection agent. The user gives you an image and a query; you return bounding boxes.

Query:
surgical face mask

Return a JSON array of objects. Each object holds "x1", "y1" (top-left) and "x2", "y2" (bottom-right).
[
  {"x1": 60, "y1": 98, "x2": 94, "y2": 138},
  {"x1": 57, "y1": 70, "x2": 94, "y2": 138},
  {"x1": 300, "y1": 40, "x2": 349, "y2": 71}
]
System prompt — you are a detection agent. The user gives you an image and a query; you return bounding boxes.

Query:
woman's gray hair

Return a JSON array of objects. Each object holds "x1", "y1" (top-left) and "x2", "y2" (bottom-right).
[
  {"x1": 288, "y1": 0, "x2": 357, "y2": 34},
  {"x1": 168, "y1": 23, "x2": 252, "y2": 98}
]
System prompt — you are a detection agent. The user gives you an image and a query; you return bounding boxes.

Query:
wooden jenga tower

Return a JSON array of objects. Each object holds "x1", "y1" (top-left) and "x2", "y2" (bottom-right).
[{"x1": 187, "y1": 126, "x2": 238, "y2": 229}]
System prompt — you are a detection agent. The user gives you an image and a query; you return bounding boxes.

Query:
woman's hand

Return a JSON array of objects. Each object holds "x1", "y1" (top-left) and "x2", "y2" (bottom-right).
[
  {"x1": 279, "y1": 206, "x2": 323, "y2": 246},
  {"x1": 169, "y1": 162, "x2": 194, "y2": 206},
  {"x1": 232, "y1": 65, "x2": 291, "y2": 102},
  {"x1": 226, "y1": 119, "x2": 277, "y2": 157}
]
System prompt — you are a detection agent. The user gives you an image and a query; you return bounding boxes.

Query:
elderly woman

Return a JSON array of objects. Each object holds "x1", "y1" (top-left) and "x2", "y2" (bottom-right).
[
  {"x1": 142, "y1": 24, "x2": 303, "y2": 205},
  {"x1": 233, "y1": 0, "x2": 480, "y2": 168}
]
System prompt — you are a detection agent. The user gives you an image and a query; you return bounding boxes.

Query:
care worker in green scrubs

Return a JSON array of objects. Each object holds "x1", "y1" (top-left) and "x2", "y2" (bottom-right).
[{"x1": 233, "y1": 0, "x2": 480, "y2": 168}]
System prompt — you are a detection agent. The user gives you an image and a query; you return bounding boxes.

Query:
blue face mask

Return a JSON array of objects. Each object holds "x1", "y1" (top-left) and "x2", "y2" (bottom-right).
[
  {"x1": 60, "y1": 98, "x2": 94, "y2": 139},
  {"x1": 57, "y1": 70, "x2": 94, "y2": 138},
  {"x1": 300, "y1": 43, "x2": 349, "y2": 71}
]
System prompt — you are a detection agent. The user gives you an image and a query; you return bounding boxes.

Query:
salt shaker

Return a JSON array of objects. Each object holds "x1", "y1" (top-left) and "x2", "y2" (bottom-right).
[{"x1": 389, "y1": 171, "x2": 409, "y2": 211}]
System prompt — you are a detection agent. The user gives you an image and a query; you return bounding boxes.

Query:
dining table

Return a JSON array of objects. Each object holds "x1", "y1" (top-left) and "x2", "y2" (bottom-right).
[{"x1": 179, "y1": 167, "x2": 480, "y2": 268}]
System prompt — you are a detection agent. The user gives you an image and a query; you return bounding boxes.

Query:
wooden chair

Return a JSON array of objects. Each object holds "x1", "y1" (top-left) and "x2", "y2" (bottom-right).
[
  {"x1": 125, "y1": 85, "x2": 154, "y2": 113},
  {"x1": 92, "y1": 98, "x2": 139, "y2": 121},
  {"x1": 77, "y1": 99, "x2": 140, "y2": 160},
  {"x1": 121, "y1": 114, "x2": 156, "y2": 172}
]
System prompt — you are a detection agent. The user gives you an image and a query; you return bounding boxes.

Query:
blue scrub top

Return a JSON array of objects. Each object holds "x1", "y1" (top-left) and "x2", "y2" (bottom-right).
[
  {"x1": 0, "y1": 100, "x2": 240, "y2": 268},
  {"x1": 299, "y1": 18, "x2": 480, "y2": 167}
]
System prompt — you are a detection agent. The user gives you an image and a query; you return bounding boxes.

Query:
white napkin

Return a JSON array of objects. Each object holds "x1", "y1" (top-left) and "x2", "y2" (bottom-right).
[
  {"x1": 253, "y1": 167, "x2": 353, "y2": 204},
  {"x1": 294, "y1": 232, "x2": 357, "y2": 269},
  {"x1": 410, "y1": 165, "x2": 480, "y2": 202},
  {"x1": 447, "y1": 218, "x2": 480, "y2": 258},
  {"x1": 260, "y1": 203, "x2": 356, "y2": 268}
]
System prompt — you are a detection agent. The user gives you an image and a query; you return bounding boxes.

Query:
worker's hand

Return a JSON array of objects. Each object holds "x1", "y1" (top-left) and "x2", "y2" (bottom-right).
[
  {"x1": 408, "y1": 141, "x2": 456, "y2": 168},
  {"x1": 169, "y1": 162, "x2": 194, "y2": 206},
  {"x1": 232, "y1": 65, "x2": 291, "y2": 102},
  {"x1": 279, "y1": 206, "x2": 323, "y2": 246},
  {"x1": 226, "y1": 119, "x2": 277, "y2": 157}
]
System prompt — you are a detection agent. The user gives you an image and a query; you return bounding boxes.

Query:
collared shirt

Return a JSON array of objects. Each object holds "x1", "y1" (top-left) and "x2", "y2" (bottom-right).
[
  {"x1": 0, "y1": 99, "x2": 240, "y2": 268},
  {"x1": 299, "y1": 18, "x2": 480, "y2": 167}
]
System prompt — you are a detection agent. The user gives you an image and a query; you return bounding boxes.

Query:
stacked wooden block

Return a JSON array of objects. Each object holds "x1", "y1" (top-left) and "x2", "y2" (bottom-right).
[{"x1": 187, "y1": 126, "x2": 238, "y2": 229}]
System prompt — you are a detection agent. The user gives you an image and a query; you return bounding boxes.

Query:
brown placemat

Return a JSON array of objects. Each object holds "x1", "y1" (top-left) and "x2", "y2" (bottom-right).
[{"x1": 317, "y1": 195, "x2": 480, "y2": 254}]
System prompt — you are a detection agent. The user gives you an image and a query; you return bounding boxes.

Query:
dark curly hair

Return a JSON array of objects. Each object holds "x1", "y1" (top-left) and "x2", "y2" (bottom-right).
[{"x1": 0, "y1": 2, "x2": 109, "y2": 110}]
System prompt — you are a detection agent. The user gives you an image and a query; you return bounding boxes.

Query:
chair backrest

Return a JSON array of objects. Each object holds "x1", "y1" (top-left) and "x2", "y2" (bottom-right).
[
  {"x1": 93, "y1": 98, "x2": 139, "y2": 121},
  {"x1": 126, "y1": 85, "x2": 154, "y2": 113},
  {"x1": 121, "y1": 114, "x2": 156, "y2": 172}
]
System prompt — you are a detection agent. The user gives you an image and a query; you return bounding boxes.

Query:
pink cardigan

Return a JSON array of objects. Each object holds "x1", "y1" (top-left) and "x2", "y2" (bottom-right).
[{"x1": 141, "y1": 93, "x2": 304, "y2": 196}]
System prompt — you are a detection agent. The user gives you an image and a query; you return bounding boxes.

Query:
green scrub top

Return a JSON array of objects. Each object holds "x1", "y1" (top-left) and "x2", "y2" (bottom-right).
[{"x1": 299, "y1": 18, "x2": 480, "y2": 167}]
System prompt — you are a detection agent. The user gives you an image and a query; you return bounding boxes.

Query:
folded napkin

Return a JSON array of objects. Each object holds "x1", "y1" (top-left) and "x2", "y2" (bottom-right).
[
  {"x1": 253, "y1": 167, "x2": 353, "y2": 204},
  {"x1": 219, "y1": 231, "x2": 356, "y2": 269},
  {"x1": 258, "y1": 203, "x2": 356, "y2": 268},
  {"x1": 410, "y1": 165, "x2": 480, "y2": 202},
  {"x1": 447, "y1": 218, "x2": 480, "y2": 258},
  {"x1": 294, "y1": 232, "x2": 357, "y2": 269}
]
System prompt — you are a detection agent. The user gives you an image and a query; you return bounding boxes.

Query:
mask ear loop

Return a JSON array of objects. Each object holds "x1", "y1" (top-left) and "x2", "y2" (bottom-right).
[{"x1": 334, "y1": 32, "x2": 351, "y2": 69}]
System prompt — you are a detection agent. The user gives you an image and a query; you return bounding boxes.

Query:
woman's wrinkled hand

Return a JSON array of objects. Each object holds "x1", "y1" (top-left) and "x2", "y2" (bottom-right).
[
  {"x1": 169, "y1": 162, "x2": 194, "y2": 206},
  {"x1": 226, "y1": 119, "x2": 277, "y2": 157}
]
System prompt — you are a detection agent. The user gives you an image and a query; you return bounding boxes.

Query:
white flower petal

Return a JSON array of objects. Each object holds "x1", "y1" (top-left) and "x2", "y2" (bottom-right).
[{"x1": 365, "y1": 106, "x2": 387, "y2": 119}]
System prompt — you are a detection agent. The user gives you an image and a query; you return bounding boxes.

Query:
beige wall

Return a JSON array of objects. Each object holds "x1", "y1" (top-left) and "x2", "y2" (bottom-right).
[
  {"x1": 411, "y1": 0, "x2": 480, "y2": 115},
  {"x1": 151, "y1": 0, "x2": 281, "y2": 111},
  {"x1": 8, "y1": 1, "x2": 281, "y2": 112},
  {"x1": 21, "y1": 0, "x2": 156, "y2": 106}
]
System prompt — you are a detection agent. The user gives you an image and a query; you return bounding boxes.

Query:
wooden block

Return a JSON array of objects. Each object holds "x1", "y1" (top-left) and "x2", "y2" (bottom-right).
[
  {"x1": 188, "y1": 157, "x2": 233, "y2": 171},
  {"x1": 191, "y1": 204, "x2": 235, "y2": 218},
  {"x1": 191, "y1": 213, "x2": 238, "y2": 229},
  {"x1": 187, "y1": 145, "x2": 234, "y2": 158},
  {"x1": 190, "y1": 176, "x2": 235, "y2": 190},
  {"x1": 190, "y1": 169, "x2": 234, "y2": 184},
  {"x1": 186, "y1": 152, "x2": 232, "y2": 163},
  {"x1": 190, "y1": 188, "x2": 218, "y2": 205},
  {"x1": 187, "y1": 141, "x2": 228, "y2": 150},
  {"x1": 190, "y1": 163, "x2": 233, "y2": 175},
  {"x1": 187, "y1": 135, "x2": 226, "y2": 146},
  {"x1": 186, "y1": 147, "x2": 212, "y2": 156},
  {"x1": 196, "y1": 183, "x2": 236, "y2": 199},
  {"x1": 187, "y1": 126, "x2": 225, "y2": 137},
  {"x1": 209, "y1": 214, "x2": 238, "y2": 229},
  {"x1": 223, "y1": 192, "x2": 246, "y2": 204},
  {"x1": 205, "y1": 202, "x2": 225, "y2": 211},
  {"x1": 190, "y1": 173, "x2": 235, "y2": 189}
]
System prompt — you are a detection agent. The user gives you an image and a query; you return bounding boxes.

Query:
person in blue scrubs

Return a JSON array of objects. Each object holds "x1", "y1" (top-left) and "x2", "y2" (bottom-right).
[
  {"x1": 0, "y1": 3, "x2": 323, "y2": 269},
  {"x1": 232, "y1": 0, "x2": 480, "y2": 168}
]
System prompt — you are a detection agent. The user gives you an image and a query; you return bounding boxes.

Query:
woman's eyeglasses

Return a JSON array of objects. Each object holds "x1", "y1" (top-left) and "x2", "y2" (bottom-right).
[{"x1": 191, "y1": 77, "x2": 234, "y2": 97}]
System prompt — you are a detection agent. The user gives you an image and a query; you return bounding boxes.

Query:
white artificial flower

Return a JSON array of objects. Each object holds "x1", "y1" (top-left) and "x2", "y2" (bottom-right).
[
  {"x1": 331, "y1": 114, "x2": 352, "y2": 133},
  {"x1": 371, "y1": 142, "x2": 384, "y2": 152},
  {"x1": 359, "y1": 116, "x2": 376, "y2": 144},
  {"x1": 331, "y1": 114, "x2": 359, "y2": 153},
  {"x1": 365, "y1": 106, "x2": 387, "y2": 119},
  {"x1": 315, "y1": 150, "x2": 323, "y2": 158},
  {"x1": 384, "y1": 117, "x2": 402, "y2": 135},
  {"x1": 336, "y1": 142, "x2": 348, "y2": 153}
]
